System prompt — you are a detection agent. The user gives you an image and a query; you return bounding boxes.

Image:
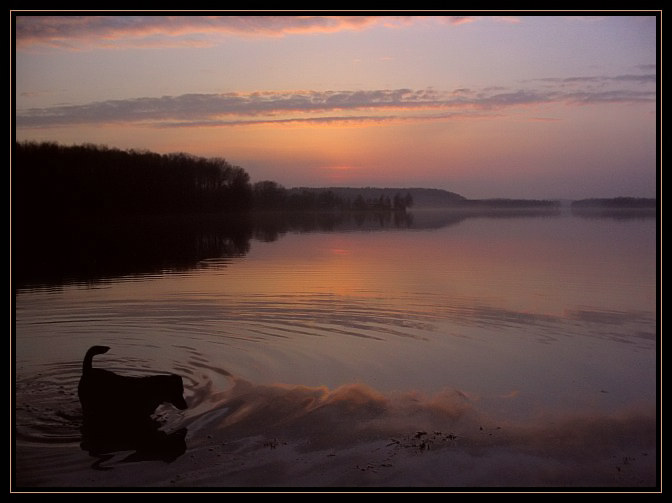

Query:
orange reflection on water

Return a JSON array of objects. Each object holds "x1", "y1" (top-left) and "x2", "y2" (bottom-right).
[{"x1": 192, "y1": 215, "x2": 656, "y2": 328}]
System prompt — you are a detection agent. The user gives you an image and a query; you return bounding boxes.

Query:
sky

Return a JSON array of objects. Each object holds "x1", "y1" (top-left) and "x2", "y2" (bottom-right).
[{"x1": 13, "y1": 13, "x2": 659, "y2": 199}]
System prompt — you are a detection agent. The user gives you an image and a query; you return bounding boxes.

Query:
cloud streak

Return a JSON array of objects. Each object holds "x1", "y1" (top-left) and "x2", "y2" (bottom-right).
[
  {"x1": 13, "y1": 14, "x2": 538, "y2": 51},
  {"x1": 15, "y1": 76, "x2": 656, "y2": 129},
  {"x1": 14, "y1": 15, "x2": 424, "y2": 50}
]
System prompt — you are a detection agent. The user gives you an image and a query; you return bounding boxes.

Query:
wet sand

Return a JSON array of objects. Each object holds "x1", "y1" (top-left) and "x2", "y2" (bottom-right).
[{"x1": 13, "y1": 379, "x2": 658, "y2": 491}]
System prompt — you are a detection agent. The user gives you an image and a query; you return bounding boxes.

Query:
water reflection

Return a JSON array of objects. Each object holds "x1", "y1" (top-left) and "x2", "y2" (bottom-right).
[
  {"x1": 13, "y1": 208, "x2": 658, "y2": 487},
  {"x1": 571, "y1": 206, "x2": 656, "y2": 221},
  {"x1": 12, "y1": 208, "x2": 580, "y2": 290},
  {"x1": 81, "y1": 417, "x2": 187, "y2": 470},
  {"x1": 253, "y1": 209, "x2": 416, "y2": 242},
  {"x1": 13, "y1": 213, "x2": 253, "y2": 290}
]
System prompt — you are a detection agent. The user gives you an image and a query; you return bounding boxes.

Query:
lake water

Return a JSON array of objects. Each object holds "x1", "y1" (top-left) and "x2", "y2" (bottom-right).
[{"x1": 13, "y1": 209, "x2": 659, "y2": 489}]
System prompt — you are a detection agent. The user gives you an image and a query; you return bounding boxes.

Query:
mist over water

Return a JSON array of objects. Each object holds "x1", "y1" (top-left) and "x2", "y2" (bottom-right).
[{"x1": 13, "y1": 210, "x2": 658, "y2": 488}]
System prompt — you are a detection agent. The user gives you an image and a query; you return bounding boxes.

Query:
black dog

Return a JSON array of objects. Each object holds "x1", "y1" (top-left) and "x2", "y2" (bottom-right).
[
  {"x1": 78, "y1": 345, "x2": 188, "y2": 465},
  {"x1": 78, "y1": 345, "x2": 187, "y2": 420}
]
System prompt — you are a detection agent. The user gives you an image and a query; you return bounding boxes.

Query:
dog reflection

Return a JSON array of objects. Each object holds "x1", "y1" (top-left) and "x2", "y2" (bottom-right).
[{"x1": 78, "y1": 346, "x2": 188, "y2": 466}]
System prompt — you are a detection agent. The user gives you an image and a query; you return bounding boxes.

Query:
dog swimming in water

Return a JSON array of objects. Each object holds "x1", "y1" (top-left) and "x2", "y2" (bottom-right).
[
  {"x1": 78, "y1": 345, "x2": 188, "y2": 465},
  {"x1": 78, "y1": 345, "x2": 188, "y2": 420}
]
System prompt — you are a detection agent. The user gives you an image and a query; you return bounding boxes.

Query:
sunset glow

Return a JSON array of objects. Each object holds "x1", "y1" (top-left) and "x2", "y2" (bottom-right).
[{"x1": 13, "y1": 13, "x2": 658, "y2": 199}]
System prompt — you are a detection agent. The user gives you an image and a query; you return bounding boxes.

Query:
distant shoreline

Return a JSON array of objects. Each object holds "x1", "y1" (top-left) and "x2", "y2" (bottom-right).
[
  {"x1": 13, "y1": 142, "x2": 656, "y2": 216},
  {"x1": 570, "y1": 197, "x2": 657, "y2": 209}
]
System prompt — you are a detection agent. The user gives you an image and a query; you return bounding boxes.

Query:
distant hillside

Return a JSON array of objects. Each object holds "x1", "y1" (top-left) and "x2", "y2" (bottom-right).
[
  {"x1": 460, "y1": 198, "x2": 560, "y2": 209},
  {"x1": 288, "y1": 187, "x2": 562, "y2": 209},
  {"x1": 571, "y1": 197, "x2": 656, "y2": 209},
  {"x1": 289, "y1": 187, "x2": 467, "y2": 208}
]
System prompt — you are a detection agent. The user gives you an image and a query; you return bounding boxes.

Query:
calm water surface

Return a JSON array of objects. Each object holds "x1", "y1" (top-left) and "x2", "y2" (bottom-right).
[{"x1": 13, "y1": 210, "x2": 658, "y2": 486}]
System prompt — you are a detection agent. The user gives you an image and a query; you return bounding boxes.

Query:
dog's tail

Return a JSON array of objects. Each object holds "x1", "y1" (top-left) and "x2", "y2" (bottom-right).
[{"x1": 82, "y1": 345, "x2": 110, "y2": 373}]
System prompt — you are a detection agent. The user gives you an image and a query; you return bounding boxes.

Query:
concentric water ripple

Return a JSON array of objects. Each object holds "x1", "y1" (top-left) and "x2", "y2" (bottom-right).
[
  {"x1": 14, "y1": 215, "x2": 657, "y2": 485},
  {"x1": 15, "y1": 362, "x2": 83, "y2": 444},
  {"x1": 14, "y1": 348, "x2": 239, "y2": 447}
]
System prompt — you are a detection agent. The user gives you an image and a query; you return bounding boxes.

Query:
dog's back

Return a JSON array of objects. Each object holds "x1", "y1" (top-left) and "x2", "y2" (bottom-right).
[
  {"x1": 78, "y1": 346, "x2": 187, "y2": 421},
  {"x1": 78, "y1": 346, "x2": 188, "y2": 464}
]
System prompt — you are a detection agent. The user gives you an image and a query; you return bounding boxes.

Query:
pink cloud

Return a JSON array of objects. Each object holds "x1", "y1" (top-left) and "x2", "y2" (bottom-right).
[
  {"x1": 14, "y1": 15, "x2": 415, "y2": 50},
  {"x1": 15, "y1": 79, "x2": 654, "y2": 130}
]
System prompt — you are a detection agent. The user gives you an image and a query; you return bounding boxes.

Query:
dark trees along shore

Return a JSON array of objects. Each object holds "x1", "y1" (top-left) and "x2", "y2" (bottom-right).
[
  {"x1": 14, "y1": 142, "x2": 253, "y2": 218},
  {"x1": 14, "y1": 142, "x2": 417, "y2": 217}
]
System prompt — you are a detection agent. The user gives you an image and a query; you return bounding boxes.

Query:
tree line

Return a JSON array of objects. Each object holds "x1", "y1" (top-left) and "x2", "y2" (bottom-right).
[
  {"x1": 252, "y1": 180, "x2": 413, "y2": 212},
  {"x1": 14, "y1": 142, "x2": 253, "y2": 218},
  {"x1": 13, "y1": 142, "x2": 415, "y2": 218}
]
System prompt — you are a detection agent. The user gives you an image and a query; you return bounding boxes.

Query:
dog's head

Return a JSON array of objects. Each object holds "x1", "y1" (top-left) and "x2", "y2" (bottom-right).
[{"x1": 166, "y1": 374, "x2": 188, "y2": 410}]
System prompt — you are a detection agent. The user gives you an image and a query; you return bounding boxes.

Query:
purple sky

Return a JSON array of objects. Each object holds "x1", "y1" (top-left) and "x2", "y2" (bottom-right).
[{"x1": 14, "y1": 14, "x2": 658, "y2": 199}]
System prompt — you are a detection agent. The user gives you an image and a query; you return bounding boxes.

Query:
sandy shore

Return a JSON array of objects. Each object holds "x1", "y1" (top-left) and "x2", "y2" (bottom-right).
[{"x1": 13, "y1": 380, "x2": 658, "y2": 491}]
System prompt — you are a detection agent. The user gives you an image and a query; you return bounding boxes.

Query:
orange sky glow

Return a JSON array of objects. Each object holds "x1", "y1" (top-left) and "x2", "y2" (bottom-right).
[{"x1": 13, "y1": 13, "x2": 658, "y2": 199}]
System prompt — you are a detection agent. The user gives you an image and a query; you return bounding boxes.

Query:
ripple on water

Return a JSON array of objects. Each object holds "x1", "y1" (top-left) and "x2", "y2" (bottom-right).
[
  {"x1": 15, "y1": 362, "x2": 83, "y2": 444},
  {"x1": 14, "y1": 347, "x2": 238, "y2": 448}
]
